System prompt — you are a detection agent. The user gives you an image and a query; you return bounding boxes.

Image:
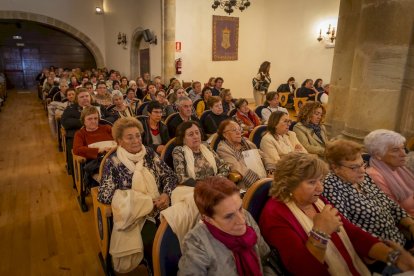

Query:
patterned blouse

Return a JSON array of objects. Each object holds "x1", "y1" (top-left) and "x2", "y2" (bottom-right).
[
  {"x1": 323, "y1": 172, "x2": 408, "y2": 245},
  {"x1": 172, "y1": 143, "x2": 230, "y2": 184},
  {"x1": 98, "y1": 146, "x2": 178, "y2": 205}
]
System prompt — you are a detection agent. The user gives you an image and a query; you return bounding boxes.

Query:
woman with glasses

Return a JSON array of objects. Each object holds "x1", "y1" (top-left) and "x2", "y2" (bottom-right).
[
  {"x1": 293, "y1": 101, "x2": 328, "y2": 158},
  {"x1": 323, "y1": 139, "x2": 414, "y2": 249},
  {"x1": 217, "y1": 120, "x2": 268, "y2": 190},
  {"x1": 260, "y1": 111, "x2": 307, "y2": 172}
]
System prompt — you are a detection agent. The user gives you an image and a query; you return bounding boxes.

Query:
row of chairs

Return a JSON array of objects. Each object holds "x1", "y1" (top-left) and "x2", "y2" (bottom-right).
[{"x1": 90, "y1": 145, "x2": 274, "y2": 275}]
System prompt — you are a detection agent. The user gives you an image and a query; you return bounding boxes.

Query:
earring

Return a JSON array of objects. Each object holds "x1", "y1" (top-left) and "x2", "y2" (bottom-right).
[{"x1": 289, "y1": 192, "x2": 293, "y2": 198}]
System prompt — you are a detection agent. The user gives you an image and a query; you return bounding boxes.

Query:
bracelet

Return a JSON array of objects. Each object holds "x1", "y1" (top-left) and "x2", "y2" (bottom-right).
[
  {"x1": 312, "y1": 228, "x2": 331, "y2": 239},
  {"x1": 308, "y1": 238, "x2": 327, "y2": 249},
  {"x1": 386, "y1": 250, "x2": 401, "y2": 266},
  {"x1": 309, "y1": 230, "x2": 330, "y2": 245}
]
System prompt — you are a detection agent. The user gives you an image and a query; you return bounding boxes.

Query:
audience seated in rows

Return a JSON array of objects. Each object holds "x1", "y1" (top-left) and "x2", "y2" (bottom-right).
[
  {"x1": 364, "y1": 129, "x2": 414, "y2": 216},
  {"x1": 216, "y1": 120, "x2": 268, "y2": 190},
  {"x1": 47, "y1": 81, "x2": 74, "y2": 136},
  {"x1": 261, "y1": 91, "x2": 289, "y2": 124},
  {"x1": 93, "y1": 81, "x2": 112, "y2": 107},
  {"x1": 124, "y1": 88, "x2": 140, "y2": 114},
  {"x1": 260, "y1": 111, "x2": 307, "y2": 171},
  {"x1": 323, "y1": 139, "x2": 414, "y2": 248},
  {"x1": 178, "y1": 176, "x2": 274, "y2": 275},
  {"x1": 73, "y1": 106, "x2": 115, "y2": 188},
  {"x1": 98, "y1": 117, "x2": 178, "y2": 273},
  {"x1": 259, "y1": 152, "x2": 414, "y2": 275},
  {"x1": 107, "y1": 90, "x2": 134, "y2": 121},
  {"x1": 165, "y1": 88, "x2": 186, "y2": 117},
  {"x1": 172, "y1": 121, "x2": 229, "y2": 185},
  {"x1": 293, "y1": 101, "x2": 328, "y2": 158},
  {"x1": 276, "y1": 77, "x2": 296, "y2": 94},
  {"x1": 233, "y1": 98, "x2": 261, "y2": 138},
  {"x1": 138, "y1": 101, "x2": 170, "y2": 155},
  {"x1": 220, "y1": 89, "x2": 236, "y2": 114},
  {"x1": 296, "y1": 79, "x2": 318, "y2": 101},
  {"x1": 167, "y1": 96, "x2": 199, "y2": 138},
  {"x1": 195, "y1": 87, "x2": 212, "y2": 117},
  {"x1": 188, "y1": 81, "x2": 202, "y2": 102},
  {"x1": 143, "y1": 83, "x2": 157, "y2": 102},
  {"x1": 211, "y1": 77, "x2": 224, "y2": 96},
  {"x1": 202, "y1": 96, "x2": 230, "y2": 135}
]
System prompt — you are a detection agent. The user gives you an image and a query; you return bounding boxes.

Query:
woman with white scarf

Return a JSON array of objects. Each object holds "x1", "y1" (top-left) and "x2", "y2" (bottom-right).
[
  {"x1": 365, "y1": 129, "x2": 414, "y2": 216},
  {"x1": 172, "y1": 121, "x2": 229, "y2": 186},
  {"x1": 259, "y1": 152, "x2": 414, "y2": 276},
  {"x1": 98, "y1": 117, "x2": 178, "y2": 273}
]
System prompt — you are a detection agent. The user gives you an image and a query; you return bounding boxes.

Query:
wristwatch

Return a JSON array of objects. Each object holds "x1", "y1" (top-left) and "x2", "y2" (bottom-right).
[{"x1": 387, "y1": 250, "x2": 401, "y2": 266}]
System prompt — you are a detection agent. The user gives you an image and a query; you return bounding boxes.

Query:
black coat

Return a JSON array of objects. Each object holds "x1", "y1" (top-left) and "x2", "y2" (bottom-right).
[
  {"x1": 167, "y1": 114, "x2": 200, "y2": 138},
  {"x1": 139, "y1": 117, "x2": 170, "y2": 152}
]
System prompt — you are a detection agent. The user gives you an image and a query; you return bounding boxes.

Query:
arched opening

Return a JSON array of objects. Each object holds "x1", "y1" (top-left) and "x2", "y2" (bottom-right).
[
  {"x1": 0, "y1": 11, "x2": 104, "y2": 89},
  {"x1": 130, "y1": 28, "x2": 151, "y2": 81}
]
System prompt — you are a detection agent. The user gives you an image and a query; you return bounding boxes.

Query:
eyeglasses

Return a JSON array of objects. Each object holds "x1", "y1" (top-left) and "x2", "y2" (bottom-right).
[
  {"x1": 340, "y1": 162, "x2": 367, "y2": 172},
  {"x1": 280, "y1": 119, "x2": 292, "y2": 125}
]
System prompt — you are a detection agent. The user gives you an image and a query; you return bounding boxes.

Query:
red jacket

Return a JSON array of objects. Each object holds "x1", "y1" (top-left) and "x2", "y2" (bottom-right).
[
  {"x1": 259, "y1": 197, "x2": 380, "y2": 275},
  {"x1": 73, "y1": 125, "x2": 113, "y2": 159}
]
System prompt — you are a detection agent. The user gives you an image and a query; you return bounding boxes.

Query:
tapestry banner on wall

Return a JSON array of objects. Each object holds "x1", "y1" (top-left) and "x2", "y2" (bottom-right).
[{"x1": 212, "y1": 15, "x2": 239, "y2": 61}]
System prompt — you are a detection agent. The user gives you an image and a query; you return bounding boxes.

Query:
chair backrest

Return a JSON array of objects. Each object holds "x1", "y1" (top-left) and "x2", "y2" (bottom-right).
[
  {"x1": 254, "y1": 105, "x2": 265, "y2": 119},
  {"x1": 136, "y1": 101, "x2": 150, "y2": 115},
  {"x1": 248, "y1": 125, "x2": 267, "y2": 148},
  {"x1": 199, "y1": 110, "x2": 212, "y2": 124},
  {"x1": 193, "y1": 98, "x2": 203, "y2": 112},
  {"x1": 182, "y1": 80, "x2": 192, "y2": 89},
  {"x1": 152, "y1": 219, "x2": 182, "y2": 276},
  {"x1": 160, "y1": 137, "x2": 177, "y2": 169},
  {"x1": 293, "y1": 97, "x2": 308, "y2": 115},
  {"x1": 278, "y1": 92, "x2": 290, "y2": 107},
  {"x1": 98, "y1": 147, "x2": 118, "y2": 183},
  {"x1": 165, "y1": 112, "x2": 179, "y2": 126},
  {"x1": 136, "y1": 115, "x2": 149, "y2": 122},
  {"x1": 242, "y1": 178, "x2": 272, "y2": 223},
  {"x1": 227, "y1": 108, "x2": 237, "y2": 117},
  {"x1": 209, "y1": 133, "x2": 223, "y2": 152},
  {"x1": 407, "y1": 137, "x2": 414, "y2": 151},
  {"x1": 99, "y1": 118, "x2": 113, "y2": 126}
]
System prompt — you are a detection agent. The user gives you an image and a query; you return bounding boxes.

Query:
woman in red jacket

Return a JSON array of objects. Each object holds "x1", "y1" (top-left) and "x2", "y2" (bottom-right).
[
  {"x1": 233, "y1": 98, "x2": 261, "y2": 138},
  {"x1": 259, "y1": 152, "x2": 414, "y2": 276}
]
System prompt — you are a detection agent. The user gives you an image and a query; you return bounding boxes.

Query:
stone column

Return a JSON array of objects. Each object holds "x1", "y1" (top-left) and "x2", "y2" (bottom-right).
[
  {"x1": 325, "y1": 0, "x2": 362, "y2": 137},
  {"x1": 328, "y1": 0, "x2": 414, "y2": 140},
  {"x1": 163, "y1": 0, "x2": 176, "y2": 83}
]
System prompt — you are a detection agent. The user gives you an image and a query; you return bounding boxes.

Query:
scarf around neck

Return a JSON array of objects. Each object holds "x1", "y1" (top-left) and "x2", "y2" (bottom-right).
[
  {"x1": 204, "y1": 220, "x2": 262, "y2": 276},
  {"x1": 116, "y1": 146, "x2": 159, "y2": 199},
  {"x1": 305, "y1": 123, "x2": 324, "y2": 144},
  {"x1": 370, "y1": 157, "x2": 414, "y2": 202},
  {"x1": 183, "y1": 144, "x2": 217, "y2": 179}
]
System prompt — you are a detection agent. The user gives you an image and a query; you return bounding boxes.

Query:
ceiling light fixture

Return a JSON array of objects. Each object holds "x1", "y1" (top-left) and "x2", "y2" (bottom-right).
[
  {"x1": 211, "y1": 0, "x2": 251, "y2": 15},
  {"x1": 13, "y1": 35, "x2": 22, "y2": 40}
]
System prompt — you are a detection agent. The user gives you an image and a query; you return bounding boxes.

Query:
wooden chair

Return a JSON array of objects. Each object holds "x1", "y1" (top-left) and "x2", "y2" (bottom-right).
[
  {"x1": 254, "y1": 105, "x2": 266, "y2": 120},
  {"x1": 164, "y1": 112, "x2": 179, "y2": 127},
  {"x1": 278, "y1": 92, "x2": 290, "y2": 108},
  {"x1": 55, "y1": 114, "x2": 63, "y2": 152},
  {"x1": 227, "y1": 108, "x2": 237, "y2": 117},
  {"x1": 293, "y1": 97, "x2": 308, "y2": 115},
  {"x1": 92, "y1": 148, "x2": 117, "y2": 275},
  {"x1": 160, "y1": 137, "x2": 177, "y2": 170},
  {"x1": 136, "y1": 101, "x2": 150, "y2": 116},
  {"x1": 407, "y1": 136, "x2": 414, "y2": 151},
  {"x1": 152, "y1": 219, "x2": 182, "y2": 276},
  {"x1": 242, "y1": 178, "x2": 289, "y2": 275},
  {"x1": 248, "y1": 125, "x2": 267, "y2": 149},
  {"x1": 61, "y1": 126, "x2": 69, "y2": 173},
  {"x1": 72, "y1": 150, "x2": 88, "y2": 212},
  {"x1": 181, "y1": 80, "x2": 192, "y2": 89},
  {"x1": 242, "y1": 178, "x2": 272, "y2": 223}
]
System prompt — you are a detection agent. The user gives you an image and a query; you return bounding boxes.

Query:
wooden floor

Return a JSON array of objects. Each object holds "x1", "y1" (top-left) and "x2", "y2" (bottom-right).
[{"x1": 0, "y1": 90, "x2": 103, "y2": 275}]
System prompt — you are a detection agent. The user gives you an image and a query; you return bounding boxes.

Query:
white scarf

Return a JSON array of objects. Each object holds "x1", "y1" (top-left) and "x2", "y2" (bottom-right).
[
  {"x1": 286, "y1": 199, "x2": 370, "y2": 276},
  {"x1": 116, "y1": 145, "x2": 160, "y2": 199},
  {"x1": 183, "y1": 144, "x2": 217, "y2": 179}
]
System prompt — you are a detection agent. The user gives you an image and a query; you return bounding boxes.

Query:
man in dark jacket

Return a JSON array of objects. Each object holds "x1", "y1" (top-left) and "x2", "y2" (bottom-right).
[
  {"x1": 167, "y1": 96, "x2": 200, "y2": 138},
  {"x1": 138, "y1": 101, "x2": 170, "y2": 155},
  {"x1": 61, "y1": 88, "x2": 110, "y2": 174}
]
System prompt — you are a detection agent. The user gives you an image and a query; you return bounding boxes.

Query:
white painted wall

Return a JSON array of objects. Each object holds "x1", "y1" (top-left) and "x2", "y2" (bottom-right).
[
  {"x1": 176, "y1": 0, "x2": 340, "y2": 99},
  {"x1": 103, "y1": 0, "x2": 162, "y2": 79},
  {"x1": 0, "y1": 0, "x2": 106, "y2": 63}
]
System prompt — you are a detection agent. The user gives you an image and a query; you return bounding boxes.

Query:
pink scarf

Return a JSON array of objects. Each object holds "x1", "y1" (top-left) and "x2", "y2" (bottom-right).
[
  {"x1": 370, "y1": 158, "x2": 414, "y2": 201},
  {"x1": 204, "y1": 220, "x2": 262, "y2": 276}
]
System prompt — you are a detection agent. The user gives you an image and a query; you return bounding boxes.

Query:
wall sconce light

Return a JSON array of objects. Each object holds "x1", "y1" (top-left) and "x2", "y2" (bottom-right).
[
  {"x1": 117, "y1": 32, "x2": 127, "y2": 49},
  {"x1": 95, "y1": 7, "x2": 104, "y2": 14},
  {"x1": 317, "y1": 24, "x2": 336, "y2": 48}
]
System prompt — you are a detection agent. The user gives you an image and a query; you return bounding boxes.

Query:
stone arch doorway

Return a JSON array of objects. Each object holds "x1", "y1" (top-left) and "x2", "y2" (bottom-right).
[
  {"x1": 130, "y1": 28, "x2": 151, "y2": 81},
  {"x1": 0, "y1": 11, "x2": 104, "y2": 68}
]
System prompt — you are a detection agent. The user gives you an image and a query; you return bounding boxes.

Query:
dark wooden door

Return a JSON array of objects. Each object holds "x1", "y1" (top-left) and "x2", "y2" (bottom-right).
[{"x1": 139, "y1": 48, "x2": 150, "y2": 76}]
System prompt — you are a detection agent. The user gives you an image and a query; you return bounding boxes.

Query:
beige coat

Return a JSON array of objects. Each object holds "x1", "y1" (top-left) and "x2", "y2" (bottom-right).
[
  {"x1": 292, "y1": 122, "x2": 328, "y2": 157},
  {"x1": 260, "y1": 131, "x2": 307, "y2": 170}
]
